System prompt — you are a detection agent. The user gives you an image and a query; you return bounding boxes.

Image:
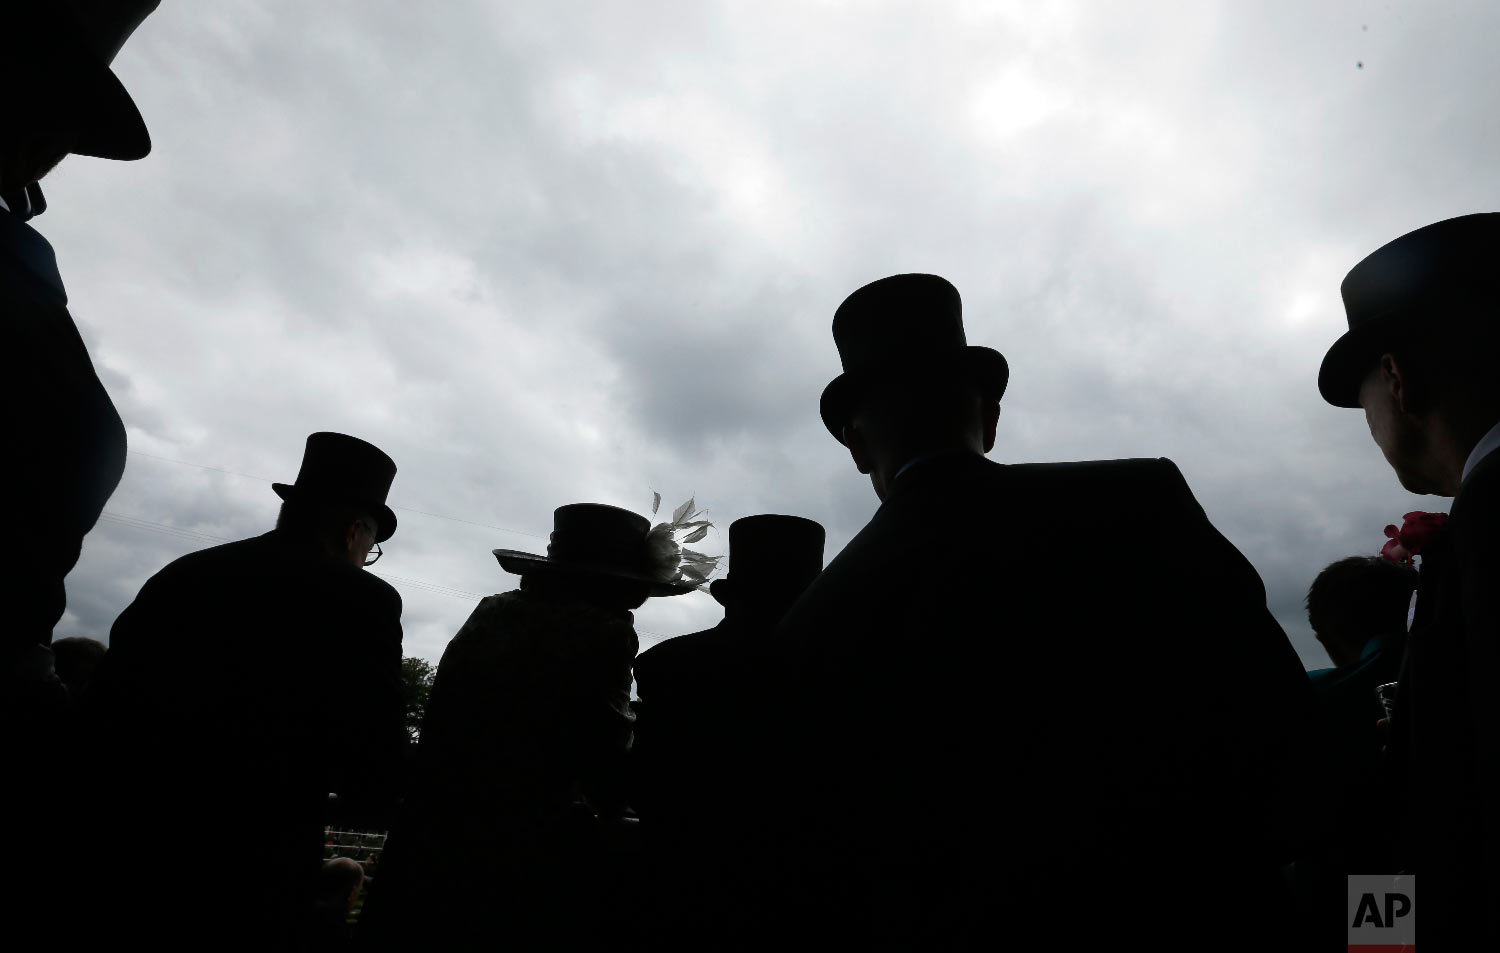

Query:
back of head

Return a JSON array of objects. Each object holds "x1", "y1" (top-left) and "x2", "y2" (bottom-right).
[
  {"x1": 850, "y1": 370, "x2": 989, "y2": 460},
  {"x1": 318, "y1": 856, "x2": 364, "y2": 912},
  {"x1": 519, "y1": 571, "x2": 652, "y2": 614},
  {"x1": 1306, "y1": 556, "x2": 1418, "y2": 666},
  {"x1": 1384, "y1": 320, "x2": 1500, "y2": 429},
  {"x1": 276, "y1": 498, "x2": 376, "y2": 553},
  {"x1": 51, "y1": 635, "x2": 107, "y2": 697}
]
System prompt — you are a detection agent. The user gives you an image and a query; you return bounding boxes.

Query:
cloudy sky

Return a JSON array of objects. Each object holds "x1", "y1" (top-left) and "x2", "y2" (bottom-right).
[{"x1": 44, "y1": 0, "x2": 1499, "y2": 671}]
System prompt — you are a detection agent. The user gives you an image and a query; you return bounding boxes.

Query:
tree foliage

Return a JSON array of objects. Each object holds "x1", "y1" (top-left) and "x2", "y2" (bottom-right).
[{"x1": 399, "y1": 656, "x2": 435, "y2": 744}]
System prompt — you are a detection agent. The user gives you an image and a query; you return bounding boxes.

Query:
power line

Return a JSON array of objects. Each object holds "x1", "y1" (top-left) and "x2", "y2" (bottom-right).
[
  {"x1": 125, "y1": 449, "x2": 549, "y2": 540},
  {"x1": 368, "y1": 571, "x2": 485, "y2": 602},
  {"x1": 98, "y1": 512, "x2": 232, "y2": 546}
]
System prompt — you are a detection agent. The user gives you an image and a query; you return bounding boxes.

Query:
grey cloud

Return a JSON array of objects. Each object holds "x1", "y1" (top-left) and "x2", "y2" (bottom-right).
[{"x1": 37, "y1": 0, "x2": 1495, "y2": 671}]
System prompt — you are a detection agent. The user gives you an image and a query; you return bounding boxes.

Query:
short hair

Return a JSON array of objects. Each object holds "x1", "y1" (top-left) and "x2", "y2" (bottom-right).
[
  {"x1": 51, "y1": 636, "x2": 107, "y2": 689},
  {"x1": 1306, "y1": 556, "x2": 1418, "y2": 644},
  {"x1": 1384, "y1": 316, "x2": 1500, "y2": 419},
  {"x1": 319, "y1": 856, "x2": 365, "y2": 905},
  {"x1": 519, "y1": 571, "x2": 652, "y2": 612},
  {"x1": 275, "y1": 499, "x2": 377, "y2": 541},
  {"x1": 849, "y1": 371, "x2": 986, "y2": 442}
]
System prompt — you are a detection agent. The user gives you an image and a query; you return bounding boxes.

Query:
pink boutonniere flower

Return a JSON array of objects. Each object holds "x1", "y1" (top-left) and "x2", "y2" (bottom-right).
[{"x1": 1380, "y1": 511, "x2": 1450, "y2": 566}]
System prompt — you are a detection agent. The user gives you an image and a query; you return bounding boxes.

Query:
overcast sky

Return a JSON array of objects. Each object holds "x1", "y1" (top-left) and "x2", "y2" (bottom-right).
[{"x1": 43, "y1": 0, "x2": 1500, "y2": 672}]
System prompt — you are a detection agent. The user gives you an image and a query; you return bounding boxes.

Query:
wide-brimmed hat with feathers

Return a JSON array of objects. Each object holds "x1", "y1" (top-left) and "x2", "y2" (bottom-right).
[{"x1": 494, "y1": 504, "x2": 699, "y2": 597}]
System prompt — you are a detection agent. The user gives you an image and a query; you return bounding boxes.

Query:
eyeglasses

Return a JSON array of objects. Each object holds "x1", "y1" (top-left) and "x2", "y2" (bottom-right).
[{"x1": 364, "y1": 540, "x2": 382, "y2": 567}]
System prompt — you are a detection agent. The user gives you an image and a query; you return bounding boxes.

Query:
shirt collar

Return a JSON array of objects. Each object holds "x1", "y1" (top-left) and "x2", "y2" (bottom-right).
[
  {"x1": 1461, "y1": 418, "x2": 1500, "y2": 484},
  {"x1": 891, "y1": 448, "x2": 976, "y2": 485},
  {"x1": 0, "y1": 194, "x2": 8, "y2": 213}
]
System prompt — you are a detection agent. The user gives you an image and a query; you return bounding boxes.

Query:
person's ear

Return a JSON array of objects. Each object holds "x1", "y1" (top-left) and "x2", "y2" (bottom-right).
[
  {"x1": 843, "y1": 421, "x2": 873, "y2": 474},
  {"x1": 981, "y1": 400, "x2": 1000, "y2": 453},
  {"x1": 344, "y1": 520, "x2": 365, "y2": 552},
  {"x1": 1380, "y1": 352, "x2": 1422, "y2": 416}
]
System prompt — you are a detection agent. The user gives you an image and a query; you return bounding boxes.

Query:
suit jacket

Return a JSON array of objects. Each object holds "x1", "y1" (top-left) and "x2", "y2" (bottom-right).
[
  {"x1": 630, "y1": 620, "x2": 774, "y2": 949},
  {"x1": 1305, "y1": 636, "x2": 1404, "y2": 867},
  {"x1": 1, "y1": 209, "x2": 128, "y2": 951},
  {"x1": 632, "y1": 619, "x2": 763, "y2": 826},
  {"x1": 96, "y1": 530, "x2": 404, "y2": 950},
  {"x1": 1389, "y1": 446, "x2": 1500, "y2": 950},
  {"x1": 757, "y1": 452, "x2": 1314, "y2": 949},
  {"x1": 0, "y1": 209, "x2": 125, "y2": 662}
]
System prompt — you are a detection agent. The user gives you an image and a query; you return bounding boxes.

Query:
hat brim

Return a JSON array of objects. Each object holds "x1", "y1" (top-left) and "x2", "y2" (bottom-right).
[
  {"x1": 492, "y1": 550, "x2": 698, "y2": 597},
  {"x1": 272, "y1": 483, "x2": 397, "y2": 543},
  {"x1": 820, "y1": 346, "x2": 1009, "y2": 444},
  {"x1": 1318, "y1": 310, "x2": 1410, "y2": 408},
  {"x1": 20, "y1": 28, "x2": 152, "y2": 161},
  {"x1": 72, "y1": 67, "x2": 151, "y2": 161}
]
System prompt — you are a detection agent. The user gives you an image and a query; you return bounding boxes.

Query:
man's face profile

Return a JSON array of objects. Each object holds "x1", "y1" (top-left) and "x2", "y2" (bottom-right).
[
  {"x1": 345, "y1": 518, "x2": 378, "y2": 569},
  {"x1": 1359, "y1": 355, "x2": 1430, "y2": 494}
]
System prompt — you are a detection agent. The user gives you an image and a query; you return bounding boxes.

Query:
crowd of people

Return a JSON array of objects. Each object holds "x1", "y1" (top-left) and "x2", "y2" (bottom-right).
[{"x1": 6, "y1": 2, "x2": 1499, "y2": 951}]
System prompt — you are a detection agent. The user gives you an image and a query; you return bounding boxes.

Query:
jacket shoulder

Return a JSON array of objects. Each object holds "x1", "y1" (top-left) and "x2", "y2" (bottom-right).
[
  {"x1": 140, "y1": 533, "x2": 399, "y2": 607},
  {"x1": 140, "y1": 534, "x2": 272, "y2": 585},
  {"x1": 1001, "y1": 455, "x2": 1188, "y2": 487},
  {"x1": 636, "y1": 627, "x2": 720, "y2": 673}
]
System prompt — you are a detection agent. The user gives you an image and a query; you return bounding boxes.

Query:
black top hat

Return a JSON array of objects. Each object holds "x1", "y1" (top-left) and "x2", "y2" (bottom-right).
[
  {"x1": 9, "y1": 1, "x2": 159, "y2": 161},
  {"x1": 1319, "y1": 212, "x2": 1500, "y2": 408},
  {"x1": 494, "y1": 504, "x2": 697, "y2": 597},
  {"x1": 708, "y1": 514, "x2": 825, "y2": 608},
  {"x1": 820, "y1": 274, "x2": 1010, "y2": 443},
  {"x1": 272, "y1": 433, "x2": 398, "y2": 542}
]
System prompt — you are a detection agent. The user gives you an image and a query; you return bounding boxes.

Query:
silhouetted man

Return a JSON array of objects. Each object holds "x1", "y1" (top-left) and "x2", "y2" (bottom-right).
[
  {"x1": 2, "y1": 0, "x2": 158, "y2": 717},
  {"x1": 97, "y1": 432, "x2": 404, "y2": 951},
  {"x1": 1318, "y1": 212, "x2": 1500, "y2": 949},
  {"x1": 760, "y1": 274, "x2": 1314, "y2": 949},
  {"x1": 631, "y1": 513, "x2": 824, "y2": 949},
  {"x1": 1290, "y1": 556, "x2": 1418, "y2": 922}
]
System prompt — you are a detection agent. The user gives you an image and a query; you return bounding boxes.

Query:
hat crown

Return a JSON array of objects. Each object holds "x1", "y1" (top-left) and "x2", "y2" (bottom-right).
[
  {"x1": 545, "y1": 504, "x2": 652, "y2": 574},
  {"x1": 819, "y1": 273, "x2": 1009, "y2": 443},
  {"x1": 832, "y1": 274, "x2": 967, "y2": 374},
  {"x1": 290, "y1": 432, "x2": 396, "y2": 503},
  {"x1": 725, "y1": 514, "x2": 825, "y2": 588},
  {"x1": 1341, "y1": 212, "x2": 1500, "y2": 329}
]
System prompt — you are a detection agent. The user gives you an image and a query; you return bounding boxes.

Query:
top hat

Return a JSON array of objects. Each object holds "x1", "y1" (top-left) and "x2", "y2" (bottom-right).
[
  {"x1": 1319, "y1": 212, "x2": 1500, "y2": 408},
  {"x1": 9, "y1": 1, "x2": 160, "y2": 161},
  {"x1": 820, "y1": 274, "x2": 1009, "y2": 443},
  {"x1": 272, "y1": 433, "x2": 399, "y2": 542},
  {"x1": 494, "y1": 504, "x2": 697, "y2": 597},
  {"x1": 708, "y1": 514, "x2": 825, "y2": 608}
]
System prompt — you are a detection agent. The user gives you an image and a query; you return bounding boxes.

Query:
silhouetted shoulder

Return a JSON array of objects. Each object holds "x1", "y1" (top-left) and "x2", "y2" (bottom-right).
[
  {"x1": 997, "y1": 456, "x2": 1193, "y2": 495},
  {"x1": 634, "y1": 627, "x2": 722, "y2": 694}
]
